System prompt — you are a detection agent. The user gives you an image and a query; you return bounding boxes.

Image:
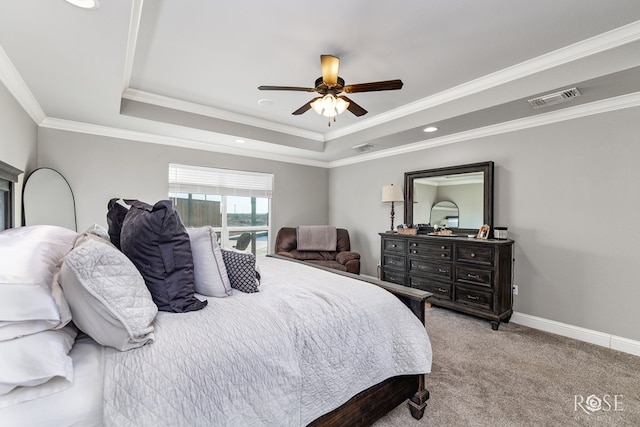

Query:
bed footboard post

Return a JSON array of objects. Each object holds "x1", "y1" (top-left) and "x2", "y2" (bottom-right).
[{"x1": 408, "y1": 375, "x2": 429, "y2": 420}]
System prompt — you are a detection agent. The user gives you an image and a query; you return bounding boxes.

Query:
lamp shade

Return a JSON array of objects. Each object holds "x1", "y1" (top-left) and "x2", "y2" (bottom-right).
[{"x1": 381, "y1": 184, "x2": 404, "y2": 202}]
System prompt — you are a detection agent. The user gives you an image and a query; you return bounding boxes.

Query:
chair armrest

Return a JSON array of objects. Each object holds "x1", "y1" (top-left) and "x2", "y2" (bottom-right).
[
  {"x1": 276, "y1": 252, "x2": 296, "y2": 259},
  {"x1": 336, "y1": 251, "x2": 360, "y2": 265}
]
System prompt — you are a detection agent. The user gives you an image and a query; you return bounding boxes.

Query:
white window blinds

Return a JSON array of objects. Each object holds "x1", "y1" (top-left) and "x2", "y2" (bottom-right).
[{"x1": 168, "y1": 164, "x2": 273, "y2": 198}]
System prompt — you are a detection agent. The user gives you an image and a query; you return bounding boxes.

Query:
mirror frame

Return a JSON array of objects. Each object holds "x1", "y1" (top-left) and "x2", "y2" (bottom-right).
[
  {"x1": 404, "y1": 161, "x2": 494, "y2": 235},
  {"x1": 22, "y1": 167, "x2": 77, "y2": 231}
]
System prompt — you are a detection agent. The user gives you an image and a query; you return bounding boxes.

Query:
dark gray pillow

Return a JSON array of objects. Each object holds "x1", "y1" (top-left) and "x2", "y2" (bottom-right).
[
  {"x1": 106, "y1": 198, "x2": 128, "y2": 250},
  {"x1": 120, "y1": 199, "x2": 207, "y2": 313},
  {"x1": 221, "y1": 250, "x2": 260, "y2": 293}
]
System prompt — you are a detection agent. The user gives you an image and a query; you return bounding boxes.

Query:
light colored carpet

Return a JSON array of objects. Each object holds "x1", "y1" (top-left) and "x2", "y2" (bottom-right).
[{"x1": 374, "y1": 306, "x2": 640, "y2": 427}]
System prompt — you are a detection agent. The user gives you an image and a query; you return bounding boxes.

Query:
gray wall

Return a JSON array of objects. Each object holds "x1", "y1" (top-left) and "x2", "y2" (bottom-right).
[
  {"x1": 330, "y1": 106, "x2": 640, "y2": 341},
  {"x1": 0, "y1": 81, "x2": 37, "y2": 222},
  {"x1": 36, "y1": 128, "x2": 329, "y2": 241}
]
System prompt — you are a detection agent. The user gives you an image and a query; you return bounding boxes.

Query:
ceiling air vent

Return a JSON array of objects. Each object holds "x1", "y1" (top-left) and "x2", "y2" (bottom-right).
[
  {"x1": 528, "y1": 87, "x2": 581, "y2": 109},
  {"x1": 352, "y1": 143, "x2": 375, "y2": 153}
]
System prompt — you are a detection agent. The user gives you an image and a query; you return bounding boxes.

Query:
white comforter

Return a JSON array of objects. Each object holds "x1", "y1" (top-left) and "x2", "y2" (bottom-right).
[{"x1": 103, "y1": 256, "x2": 432, "y2": 426}]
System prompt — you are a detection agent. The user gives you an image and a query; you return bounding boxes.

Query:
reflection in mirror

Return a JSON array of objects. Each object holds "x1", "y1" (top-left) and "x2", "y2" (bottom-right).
[
  {"x1": 430, "y1": 201, "x2": 459, "y2": 228},
  {"x1": 413, "y1": 172, "x2": 484, "y2": 228},
  {"x1": 23, "y1": 168, "x2": 77, "y2": 231},
  {"x1": 405, "y1": 161, "x2": 494, "y2": 235}
]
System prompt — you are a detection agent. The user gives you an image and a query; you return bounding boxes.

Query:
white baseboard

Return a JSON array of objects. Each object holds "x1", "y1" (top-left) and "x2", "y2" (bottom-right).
[{"x1": 511, "y1": 312, "x2": 640, "y2": 357}]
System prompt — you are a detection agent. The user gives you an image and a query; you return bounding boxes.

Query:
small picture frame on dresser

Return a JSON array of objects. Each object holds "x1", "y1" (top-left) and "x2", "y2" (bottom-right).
[{"x1": 477, "y1": 224, "x2": 490, "y2": 239}]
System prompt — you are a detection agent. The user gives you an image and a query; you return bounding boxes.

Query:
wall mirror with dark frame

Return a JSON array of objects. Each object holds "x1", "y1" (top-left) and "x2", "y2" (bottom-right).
[
  {"x1": 22, "y1": 168, "x2": 77, "y2": 232},
  {"x1": 404, "y1": 161, "x2": 494, "y2": 236}
]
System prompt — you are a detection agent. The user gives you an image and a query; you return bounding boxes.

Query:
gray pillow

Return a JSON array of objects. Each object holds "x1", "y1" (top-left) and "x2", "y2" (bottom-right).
[
  {"x1": 60, "y1": 238, "x2": 157, "y2": 351},
  {"x1": 187, "y1": 227, "x2": 232, "y2": 297}
]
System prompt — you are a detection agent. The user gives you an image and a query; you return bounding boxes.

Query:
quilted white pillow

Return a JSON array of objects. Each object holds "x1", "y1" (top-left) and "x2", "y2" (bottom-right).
[
  {"x1": 0, "y1": 225, "x2": 77, "y2": 341},
  {"x1": 61, "y1": 238, "x2": 157, "y2": 351},
  {"x1": 187, "y1": 226, "x2": 232, "y2": 297}
]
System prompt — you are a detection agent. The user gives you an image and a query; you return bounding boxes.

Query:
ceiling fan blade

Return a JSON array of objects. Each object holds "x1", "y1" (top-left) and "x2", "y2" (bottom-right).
[
  {"x1": 292, "y1": 97, "x2": 321, "y2": 115},
  {"x1": 320, "y1": 55, "x2": 340, "y2": 85},
  {"x1": 343, "y1": 79, "x2": 404, "y2": 93},
  {"x1": 339, "y1": 96, "x2": 368, "y2": 117},
  {"x1": 258, "y1": 85, "x2": 316, "y2": 92}
]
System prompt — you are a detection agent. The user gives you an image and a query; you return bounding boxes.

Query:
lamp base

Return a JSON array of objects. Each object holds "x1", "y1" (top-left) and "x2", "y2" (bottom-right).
[{"x1": 389, "y1": 201, "x2": 396, "y2": 231}]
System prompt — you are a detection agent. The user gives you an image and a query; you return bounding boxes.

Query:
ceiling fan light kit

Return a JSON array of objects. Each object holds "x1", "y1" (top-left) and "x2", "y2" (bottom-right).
[
  {"x1": 310, "y1": 94, "x2": 350, "y2": 118},
  {"x1": 258, "y1": 54, "x2": 403, "y2": 126}
]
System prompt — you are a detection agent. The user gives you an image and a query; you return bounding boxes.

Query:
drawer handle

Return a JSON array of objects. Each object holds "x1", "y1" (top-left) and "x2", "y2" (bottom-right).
[
  {"x1": 467, "y1": 295, "x2": 480, "y2": 301},
  {"x1": 410, "y1": 250, "x2": 417, "y2": 254},
  {"x1": 440, "y1": 245, "x2": 445, "y2": 250},
  {"x1": 470, "y1": 253, "x2": 476, "y2": 258},
  {"x1": 441, "y1": 253, "x2": 447, "y2": 258},
  {"x1": 467, "y1": 273, "x2": 481, "y2": 279},
  {"x1": 438, "y1": 268, "x2": 448, "y2": 274},
  {"x1": 411, "y1": 243, "x2": 417, "y2": 247},
  {"x1": 391, "y1": 244, "x2": 396, "y2": 248},
  {"x1": 437, "y1": 287, "x2": 448, "y2": 293}
]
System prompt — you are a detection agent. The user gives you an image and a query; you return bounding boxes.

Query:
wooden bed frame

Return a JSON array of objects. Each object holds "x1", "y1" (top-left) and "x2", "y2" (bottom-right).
[
  {"x1": 268, "y1": 255, "x2": 431, "y2": 426},
  {"x1": 1, "y1": 155, "x2": 431, "y2": 426}
]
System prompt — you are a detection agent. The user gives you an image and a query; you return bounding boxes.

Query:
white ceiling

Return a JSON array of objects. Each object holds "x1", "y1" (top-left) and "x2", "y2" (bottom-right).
[{"x1": 1, "y1": 0, "x2": 640, "y2": 167}]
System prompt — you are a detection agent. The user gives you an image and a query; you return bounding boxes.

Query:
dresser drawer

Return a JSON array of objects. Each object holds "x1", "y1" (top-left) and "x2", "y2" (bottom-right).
[
  {"x1": 383, "y1": 238, "x2": 406, "y2": 253},
  {"x1": 382, "y1": 254, "x2": 406, "y2": 271},
  {"x1": 408, "y1": 240, "x2": 452, "y2": 260},
  {"x1": 456, "y1": 265, "x2": 493, "y2": 288},
  {"x1": 456, "y1": 245, "x2": 494, "y2": 266},
  {"x1": 455, "y1": 285, "x2": 493, "y2": 310},
  {"x1": 382, "y1": 269, "x2": 406, "y2": 285},
  {"x1": 410, "y1": 276, "x2": 452, "y2": 300},
  {"x1": 409, "y1": 259, "x2": 452, "y2": 280}
]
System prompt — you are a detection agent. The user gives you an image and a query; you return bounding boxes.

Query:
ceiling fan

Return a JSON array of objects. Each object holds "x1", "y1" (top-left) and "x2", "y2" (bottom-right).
[{"x1": 258, "y1": 55, "x2": 403, "y2": 125}]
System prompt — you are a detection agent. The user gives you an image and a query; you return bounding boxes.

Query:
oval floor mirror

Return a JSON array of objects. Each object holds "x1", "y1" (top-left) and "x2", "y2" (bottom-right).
[{"x1": 23, "y1": 168, "x2": 77, "y2": 231}]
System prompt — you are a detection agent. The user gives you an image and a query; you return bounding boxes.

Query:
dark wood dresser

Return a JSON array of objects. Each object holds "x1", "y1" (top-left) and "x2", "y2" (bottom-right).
[{"x1": 380, "y1": 232, "x2": 514, "y2": 330}]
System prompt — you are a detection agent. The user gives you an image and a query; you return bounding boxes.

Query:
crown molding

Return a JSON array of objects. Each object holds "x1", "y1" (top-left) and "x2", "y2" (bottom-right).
[
  {"x1": 121, "y1": 0, "x2": 323, "y2": 143},
  {"x1": 35, "y1": 91, "x2": 640, "y2": 170},
  {"x1": 122, "y1": 88, "x2": 324, "y2": 142},
  {"x1": 329, "y1": 91, "x2": 640, "y2": 168},
  {"x1": 0, "y1": 45, "x2": 46, "y2": 124},
  {"x1": 39, "y1": 117, "x2": 330, "y2": 168},
  {"x1": 122, "y1": 0, "x2": 144, "y2": 91},
  {"x1": 38, "y1": 91, "x2": 640, "y2": 170},
  {"x1": 120, "y1": 6, "x2": 640, "y2": 144},
  {"x1": 324, "y1": 19, "x2": 640, "y2": 141}
]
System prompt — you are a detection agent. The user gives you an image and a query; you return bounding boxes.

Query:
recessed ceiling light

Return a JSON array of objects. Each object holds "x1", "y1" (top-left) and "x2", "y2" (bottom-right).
[
  {"x1": 423, "y1": 126, "x2": 438, "y2": 133},
  {"x1": 234, "y1": 139, "x2": 246, "y2": 144},
  {"x1": 64, "y1": 0, "x2": 100, "y2": 10},
  {"x1": 257, "y1": 99, "x2": 274, "y2": 107}
]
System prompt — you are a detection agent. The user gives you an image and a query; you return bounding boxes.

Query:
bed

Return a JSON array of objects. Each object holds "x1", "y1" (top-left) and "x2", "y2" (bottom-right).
[{"x1": 0, "y1": 216, "x2": 431, "y2": 426}]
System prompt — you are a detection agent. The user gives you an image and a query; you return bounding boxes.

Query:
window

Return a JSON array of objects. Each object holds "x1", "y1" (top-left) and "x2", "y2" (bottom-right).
[
  {"x1": 0, "y1": 160, "x2": 23, "y2": 231},
  {"x1": 168, "y1": 164, "x2": 273, "y2": 256}
]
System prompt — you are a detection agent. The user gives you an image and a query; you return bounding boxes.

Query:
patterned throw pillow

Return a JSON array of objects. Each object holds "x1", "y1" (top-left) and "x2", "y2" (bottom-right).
[{"x1": 221, "y1": 250, "x2": 260, "y2": 293}]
